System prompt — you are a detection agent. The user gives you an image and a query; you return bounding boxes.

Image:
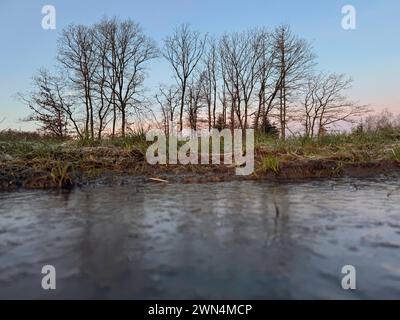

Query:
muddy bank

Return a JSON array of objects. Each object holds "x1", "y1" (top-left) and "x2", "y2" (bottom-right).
[{"x1": 1, "y1": 154, "x2": 399, "y2": 190}]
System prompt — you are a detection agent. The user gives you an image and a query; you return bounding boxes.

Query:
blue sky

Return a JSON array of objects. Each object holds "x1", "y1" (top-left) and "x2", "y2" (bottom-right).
[{"x1": 0, "y1": 0, "x2": 399, "y2": 129}]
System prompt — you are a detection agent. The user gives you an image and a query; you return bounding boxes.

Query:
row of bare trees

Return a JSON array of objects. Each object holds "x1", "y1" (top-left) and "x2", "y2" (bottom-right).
[
  {"x1": 157, "y1": 24, "x2": 366, "y2": 138},
  {"x1": 357, "y1": 109, "x2": 400, "y2": 133},
  {"x1": 21, "y1": 18, "x2": 367, "y2": 139},
  {"x1": 21, "y1": 17, "x2": 158, "y2": 139}
]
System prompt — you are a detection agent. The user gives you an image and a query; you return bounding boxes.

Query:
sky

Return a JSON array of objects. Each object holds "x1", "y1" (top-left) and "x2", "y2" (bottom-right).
[{"x1": 0, "y1": 0, "x2": 399, "y2": 130}]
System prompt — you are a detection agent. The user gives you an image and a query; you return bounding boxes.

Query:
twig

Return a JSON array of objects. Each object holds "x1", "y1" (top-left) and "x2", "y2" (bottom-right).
[{"x1": 149, "y1": 177, "x2": 168, "y2": 183}]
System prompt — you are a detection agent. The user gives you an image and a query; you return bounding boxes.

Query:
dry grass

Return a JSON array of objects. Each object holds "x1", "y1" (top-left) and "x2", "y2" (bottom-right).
[{"x1": 1, "y1": 129, "x2": 400, "y2": 189}]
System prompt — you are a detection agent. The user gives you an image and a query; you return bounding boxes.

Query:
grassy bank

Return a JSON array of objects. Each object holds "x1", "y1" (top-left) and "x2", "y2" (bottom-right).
[{"x1": 1, "y1": 129, "x2": 400, "y2": 189}]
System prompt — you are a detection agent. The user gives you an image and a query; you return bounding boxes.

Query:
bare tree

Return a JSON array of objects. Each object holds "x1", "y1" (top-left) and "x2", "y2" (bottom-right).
[
  {"x1": 219, "y1": 45, "x2": 236, "y2": 133},
  {"x1": 108, "y1": 19, "x2": 158, "y2": 137},
  {"x1": 155, "y1": 84, "x2": 180, "y2": 135},
  {"x1": 163, "y1": 23, "x2": 206, "y2": 132},
  {"x1": 273, "y1": 25, "x2": 315, "y2": 139},
  {"x1": 219, "y1": 29, "x2": 264, "y2": 131},
  {"x1": 19, "y1": 69, "x2": 82, "y2": 138},
  {"x1": 92, "y1": 19, "x2": 117, "y2": 139},
  {"x1": 187, "y1": 75, "x2": 205, "y2": 130},
  {"x1": 299, "y1": 73, "x2": 368, "y2": 137},
  {"x1": 116, "y1": 21, "x2": 158, "y2": 137},
  {"x1": 218, "y1": 81, "x2": 228, "y2": 128},
  {"x1": 201, "y1": 38, "x2": 218, "y2": 130},
  {"x1": 58, "y1": 24, "x2": 98, "y2": 139},
  {"x1": 254, "y1": 29, "x2": 282, "y2": 132},
  {"x1": 97, "y1": 18, "x2": 119, "y2": 138}
]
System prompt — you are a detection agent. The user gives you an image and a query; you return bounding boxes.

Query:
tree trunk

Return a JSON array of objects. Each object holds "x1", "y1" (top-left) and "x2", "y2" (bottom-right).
[{"x1": 121, "y1": 106, "x2": 126, "y2": 137}]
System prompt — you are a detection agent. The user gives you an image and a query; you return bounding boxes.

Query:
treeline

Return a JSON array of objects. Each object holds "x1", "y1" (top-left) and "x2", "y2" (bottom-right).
[
  {"x1": 357, "y1": 109, "x2": 400, "y2": 133},
  {"x1": 20, "y1": 17, "x2": 367, "y2": 140}
]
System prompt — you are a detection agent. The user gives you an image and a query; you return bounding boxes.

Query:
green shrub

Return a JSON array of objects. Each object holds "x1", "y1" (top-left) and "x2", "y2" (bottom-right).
[
  {"x1": 390, "y1": 147, "x2": 400, "y2": 162},
  {"x1": 259, "y1": 155, "x2": 280, "y2": 173}
]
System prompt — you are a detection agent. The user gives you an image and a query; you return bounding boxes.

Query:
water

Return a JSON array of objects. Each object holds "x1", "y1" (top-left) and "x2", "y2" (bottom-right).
[{"x1": 1, "y1": 177, "x2": 400, "y2": 299}]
